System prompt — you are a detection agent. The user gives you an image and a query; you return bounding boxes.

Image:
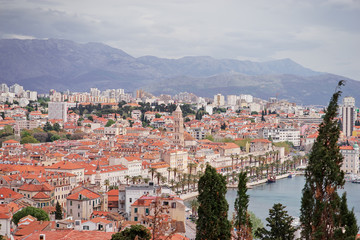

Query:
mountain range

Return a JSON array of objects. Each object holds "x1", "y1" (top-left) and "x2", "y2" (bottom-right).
[{"x1": 0, "y1": 38, "x2": 359, "y2": 105}]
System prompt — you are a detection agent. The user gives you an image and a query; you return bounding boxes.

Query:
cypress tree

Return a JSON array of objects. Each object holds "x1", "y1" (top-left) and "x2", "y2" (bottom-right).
[
  {"x1": 300, "y1": 80, "x2": 358, "y2": 239},
  {"x1": 196, "y1": 165, "x2": 231, "y2": 240},
  {"x1": 233, "y1": 171, "x2": 252, "y2": 240},
  {"x1": 55, "y1": 201, "x2": 63, "y2": 220},
  {"x1": 255, "y1": 203, "x2": 296, "y2": 240}
]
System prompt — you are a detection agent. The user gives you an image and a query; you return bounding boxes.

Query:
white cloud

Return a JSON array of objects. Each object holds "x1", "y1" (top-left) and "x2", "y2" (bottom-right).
[{"x1": 0, "y1": 0, "x2": 359, "y2": 80}]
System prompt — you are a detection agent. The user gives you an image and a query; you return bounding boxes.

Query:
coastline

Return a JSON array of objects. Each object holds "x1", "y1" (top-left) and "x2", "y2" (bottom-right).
[{"x1": 181, "y1": 172, "x2": 304, "y2": 201}]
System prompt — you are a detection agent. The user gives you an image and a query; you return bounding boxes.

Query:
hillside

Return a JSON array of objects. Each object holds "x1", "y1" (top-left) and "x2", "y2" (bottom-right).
[{"x1": 0, "y1": 38, "x2": 359, "y2": 105}]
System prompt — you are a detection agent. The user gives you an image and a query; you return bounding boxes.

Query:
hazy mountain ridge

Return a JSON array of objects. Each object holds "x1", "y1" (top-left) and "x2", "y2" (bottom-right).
[{"x1": 0, "y1": 38, "x2": 359, "y2": 104}]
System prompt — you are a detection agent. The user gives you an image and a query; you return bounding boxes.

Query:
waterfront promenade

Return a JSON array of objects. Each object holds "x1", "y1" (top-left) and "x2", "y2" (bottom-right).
[{"x1": 180, "y1": 172, "x2": 301, "y2": 200}]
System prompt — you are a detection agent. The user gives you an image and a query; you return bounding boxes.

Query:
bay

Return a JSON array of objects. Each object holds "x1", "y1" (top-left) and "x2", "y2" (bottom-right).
[{"x1": 226, "y1": 176, "x2": 360, "y2": 226}]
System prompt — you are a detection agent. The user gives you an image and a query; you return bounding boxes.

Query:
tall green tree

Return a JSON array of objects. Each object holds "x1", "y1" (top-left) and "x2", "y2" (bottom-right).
[
  {"x1": 55, "y1": 201, "x2": 62, "y2": 220},
  {"x1": 233, "y1": 172, "x2": 252, "y2": 240},
  {"x1": 255, "y1": 203, "x2": 296, "y2": 240},
  {"x1": 333, "y1": 193, "x2": 359, "y2": 239},
  {"x1": 300, "y1": 81, "x2": 358, "y2": 240},
  {"x1": 196, "y1": 165, "x2": 231, "y2": 240}
]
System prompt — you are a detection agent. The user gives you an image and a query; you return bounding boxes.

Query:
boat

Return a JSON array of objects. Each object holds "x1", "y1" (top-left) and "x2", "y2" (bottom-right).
[
  {"x1": 267, "y1": 176, "x2": 276, "y2": 183},
  {"x1": 288, "y1": 173, "x2": 293, "y2": 178},
  {"x1": 288, "y1": 172, "x2": 296, "y2": 178},
  {"x1": 352, "y1": 179, "x2": 360, "y2": 184}
]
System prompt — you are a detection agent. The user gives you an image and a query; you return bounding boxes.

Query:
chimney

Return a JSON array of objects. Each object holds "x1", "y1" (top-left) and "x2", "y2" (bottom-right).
[{"x1": 39, "y1": 234, "x2": 45, "y2": 240}]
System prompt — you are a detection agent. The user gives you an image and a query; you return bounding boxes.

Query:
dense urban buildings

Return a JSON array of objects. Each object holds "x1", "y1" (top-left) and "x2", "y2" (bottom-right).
[{"x1": 0, "y1": 83, "x2": 359, "y2": 239}]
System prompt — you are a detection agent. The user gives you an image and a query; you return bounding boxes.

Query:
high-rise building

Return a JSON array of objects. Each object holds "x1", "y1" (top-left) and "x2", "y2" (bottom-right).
[
  {"x1": 172, "y1": 105, "x2": 184, "y2": 147},
  {"x1": 342, "y1": 97, "x2": 356, "y2": 137},
  {"x1": 227, "y1": 95, "x2": 237, "y2": 106},
  {"x1": 213, "y1": 94, "x2": 225, "y2": 107},
  {"x1": 48, "y1": 102, "x2": 68, "y2": 122}
]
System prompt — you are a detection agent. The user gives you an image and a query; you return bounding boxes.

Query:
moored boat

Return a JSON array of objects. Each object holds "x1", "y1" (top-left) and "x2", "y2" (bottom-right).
[{"x1": 267, "y1": 176, "x2": 276, "y2": 183}]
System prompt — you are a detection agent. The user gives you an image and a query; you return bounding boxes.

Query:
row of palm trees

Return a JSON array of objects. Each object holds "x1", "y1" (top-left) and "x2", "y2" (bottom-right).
[
  {"x1": 102, "y1": 154, "x2": 306, "y2": 194},
  {"x1": 230, "y1": 150, "x2": 281, "y2": 171}
]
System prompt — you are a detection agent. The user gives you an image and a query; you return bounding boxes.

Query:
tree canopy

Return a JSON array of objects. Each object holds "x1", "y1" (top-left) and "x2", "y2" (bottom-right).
[
  {"x1": 196, "y1": 165, "x2": 231, "y2": 240},
  {"x1": 12, "y1": 207, "x2": 49, "y2": 225},
  {"x1": 111, "y1": 225, "x2": 151, "y2": 240},
  {"x1": 300, "y1": 80, "x2": 358, "y2": 239},
  {"x1": 255, "y1": 203, "x2": 296, "y2": 240}
]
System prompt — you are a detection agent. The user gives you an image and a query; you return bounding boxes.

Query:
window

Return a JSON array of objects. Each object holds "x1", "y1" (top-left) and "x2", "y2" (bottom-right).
[
  {"x1": 78, "y1": 213, "x2": 80, "y2": 217},
  {"x1": 83, "y1": 226, "x2": 89, "y2": 230},
  {"x1": 129, "y1": 198, "x2": 132, "y2": 203},
  {"x1": 171, "y1": 202, "x2": 176, "y2": 208},
  {"x1": 134, "y1": 217, "x2": 138, "y2": 221},
  {"x1": 146, "y1": 208, "x2": 149, "y2": 214},
  {"x1": 70, "y1": 201, "x2": 72, "y2": 206},
  {"x1": 163, "y1": 201, "x2": 169, "y2": 206},
  {"x1": 134, "y1": 208, "x2": 138, "y2": 213},
  {"x1": 78, "y1": 204, "x2": 80, "y2": 209},
  {"x1": 56, "y1": 223, "x2": 60, "y2": 228}
]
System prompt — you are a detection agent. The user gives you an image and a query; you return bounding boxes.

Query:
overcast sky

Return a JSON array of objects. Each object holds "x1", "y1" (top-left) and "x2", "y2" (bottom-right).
[{"x1": 1, "y1": 0, "x2": 360, "y2": 80}]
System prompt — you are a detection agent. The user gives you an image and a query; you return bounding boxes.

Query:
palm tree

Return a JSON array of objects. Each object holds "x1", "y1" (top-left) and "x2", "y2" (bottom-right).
[
  {"x1": 167, "y1": 167, "x2": 172, "y2": 182},
  {"x1": 199, "y1": 163, "x2": 205, "y2": 172},
  {"x1": 104, "y1": 179, "x2": 110, "y2": 192},
  {"x1": 143, "y1": 177, "x2": 150, "y2": 183},
  {"x1": 190, "y1": 199, "x2": 199, "y2": 217},
  {"x1": 188, "y1": 163, "x2": 196, "y2": 175},
  {"x1": 231, "y1": 171, "x2": 237, "y2": 184},
  {"x1": 137, "y1": 175, "x2": 143, "y2": 184},
  {"x1": 244, "y1": 156, "x2": 248, "y2": 168},
  {"x1": 160, "y1": 176, "x2": 167, "y2": 185},
  {"x1": 124, "y1": 175, "x2": 130, "y2": 185},
  {"x1": 170, "y1": 179, "x2": 176, "y2": 188},
  {"x1": 245, "y1": 166, "x2": 250, "y2": 176},
  {"x1": 155, "y1": 172, "x2": 162, "y2": 185},
  {"x1": 265, "y1": 163, "x2": 269, "y2": 177},
  {"x1": 187, "y1": 174, "x2": 191, "y2": 191},
  {"x1": 230, "y1": 154, "x2": 235, "y2": 170},
  {"x1": 148, "y1": 167, "x2": 157, "y2": 181},
  {"x1": 249, "y1": 154, "x2": 253, "y2": 167},
  {"x1": 131, "y1": 176, "x2": 137, "y2": 184},
  {"x1": 173, "y1": 167, "x2": 179, "y2": 182}
]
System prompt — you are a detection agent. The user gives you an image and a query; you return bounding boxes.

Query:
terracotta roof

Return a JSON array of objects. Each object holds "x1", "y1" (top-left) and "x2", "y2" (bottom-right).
[
  {"x1": 67, "y1": 189, "x2": 100, "y2": 200},
  {"x1": 14, "y1": 220, "x2": 51, "y2": 237},
  {"x1": 32, "y1": 192, "x2": 50, "y2": 199},
  {"x1": 251, "y1": 139, "x2": 271, "y2": 143},
  {"x1": 0, "y1": 187, "x2": 24, "y2": 200},
  {"x1": 89, "y1": 217, "x2": 112, "y2": 224},
  {"x1": 340, "y1": 146, "x2": 354, "y2": 150},
  {"x1": 45, "y1": 161, "x2": 85, "y2": 170},
  {"x1": 22, "y1": 230, "x2": 115, "y2": 240}
]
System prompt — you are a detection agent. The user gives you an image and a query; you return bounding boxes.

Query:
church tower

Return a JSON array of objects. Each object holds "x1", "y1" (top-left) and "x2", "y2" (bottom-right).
[
  {"x1": 172, "y1": 105, "x2": 184, "y2": 147},
  {"x1": 95, "y1": 161, "x2": 101, "y2": 186}
]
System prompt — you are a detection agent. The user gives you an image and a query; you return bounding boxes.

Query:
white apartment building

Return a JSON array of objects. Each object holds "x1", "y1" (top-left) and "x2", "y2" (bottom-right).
[
  {"x1": 263, "y1": 128, "x2": 301, "y2": 147},
  {"x1": 162, "y1": 150, "x2": 188, "y2": 173},
  {"x1": 340, "y1": 144, "x2": 359, "y2": 174},
  {"x1": 48, "y1": 102, "x2": 68, "y2": 122},
  {"x1": 240, "y1": 94, "x2": 253, "y2": 103},
  {"x1": 227, "y1": 95, "x2": 238, "y2": 106},
  {"x1": 341, "y1": 96, "x2": 356, "y2": 137},
  {"x1": 213, "y1": 94, "x2": 225, "y2": 107}
]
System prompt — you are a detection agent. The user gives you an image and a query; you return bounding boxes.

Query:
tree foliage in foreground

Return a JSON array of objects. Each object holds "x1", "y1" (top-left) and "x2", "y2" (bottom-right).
[
  {"x1": 255, "y1": 203, "x2": 296, "y2": 240},
  {"x1": 233, "y1": 171, "x2": 252, "y2": 240},
  {"x1": 111, "y1": 224, "x2": 151, "y2": 240},
  {"x1": 196, "y1": 165, "x2": 231, "y2": 240},
  {"x1": 300, "y1": 80, "x2": 358, "y2": 240},
  {"x1": 12, "y1": 207, "x2": 49, "y2": 225}
]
